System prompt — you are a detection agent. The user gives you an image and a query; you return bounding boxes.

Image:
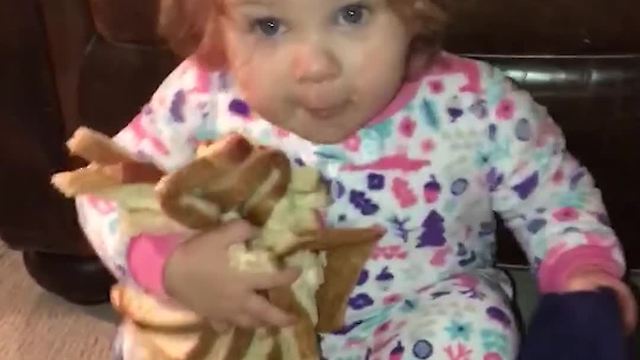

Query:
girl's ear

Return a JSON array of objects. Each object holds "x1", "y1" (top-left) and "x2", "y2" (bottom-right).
[
  {"x1": 157, "y1": 0, "x2": 205, "y2": 57},
  {"x1": 194, "y1": 17, "x2": 228, "y2": 70},
  {"x1": 405, "y1": 37, "x2": 438, "y2": 82},
  {"x1": 406, "y1": 52, "x2": 430, "y2": 82}
]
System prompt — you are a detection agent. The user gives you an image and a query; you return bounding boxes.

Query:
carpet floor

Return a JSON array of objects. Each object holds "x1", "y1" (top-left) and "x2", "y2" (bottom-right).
[{"x1": 0, "y1": 243, "x2": 117, "y2": 360}]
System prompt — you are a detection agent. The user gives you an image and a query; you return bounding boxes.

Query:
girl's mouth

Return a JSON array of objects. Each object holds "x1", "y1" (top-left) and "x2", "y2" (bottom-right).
[{"x1": 304, "y1": 100, "x2": 350, "y2": 119}]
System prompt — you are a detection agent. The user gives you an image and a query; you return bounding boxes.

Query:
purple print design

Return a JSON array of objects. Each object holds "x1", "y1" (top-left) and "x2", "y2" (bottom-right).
[
  {"x1": 486, "y1": 306, "x2": 512, "y2": 328},
  {"x1": 513, "y1": 172, "x2": 539, "y2": 200},
  {"x1": 417, "y1": 210, "x2": 446, "y2": 247},
  {"x1": 169, "y1": 90, "x2": 186, "y2": 123}
]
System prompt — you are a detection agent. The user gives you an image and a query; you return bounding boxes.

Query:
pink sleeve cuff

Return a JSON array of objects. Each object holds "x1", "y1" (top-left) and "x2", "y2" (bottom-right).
[
  {"x1": 537, "y1": 245, "x2": 624, "y2": 293},
  {"x1": 126, "y1": 234, "x2": 182, "y2": 297}
]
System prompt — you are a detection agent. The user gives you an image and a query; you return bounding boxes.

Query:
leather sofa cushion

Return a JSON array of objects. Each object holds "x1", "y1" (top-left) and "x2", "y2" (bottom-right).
[
  {"x1": 445, "y1": 0, "x2": 639, "y2": 55},
  {"x1": 88, "y1": 0, "x2": 161, "y2": 44}
]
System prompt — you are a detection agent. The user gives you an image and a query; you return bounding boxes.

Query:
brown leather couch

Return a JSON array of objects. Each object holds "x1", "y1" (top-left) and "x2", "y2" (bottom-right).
[{"x1": 1, "y1": 0, "x2": 638, "y2": 304}]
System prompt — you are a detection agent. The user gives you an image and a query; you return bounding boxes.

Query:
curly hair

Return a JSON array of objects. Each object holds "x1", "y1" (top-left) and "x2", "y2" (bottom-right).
[{"x1": 157, "y1": 0, "x2": 448, "y2": 70}]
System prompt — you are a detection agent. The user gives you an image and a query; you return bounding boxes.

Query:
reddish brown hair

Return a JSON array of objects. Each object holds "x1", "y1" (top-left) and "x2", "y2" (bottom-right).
[{"x1": 157, "y1": 0, "x2": 448, "y2": 70}]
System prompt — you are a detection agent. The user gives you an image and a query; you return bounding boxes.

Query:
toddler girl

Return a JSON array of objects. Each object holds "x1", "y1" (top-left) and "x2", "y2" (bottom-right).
[{"x1": 76, "y1": 0, "x2": 637, "y2": 358}]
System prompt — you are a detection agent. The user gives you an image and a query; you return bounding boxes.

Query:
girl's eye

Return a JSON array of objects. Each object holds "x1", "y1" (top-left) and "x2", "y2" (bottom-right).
[
  {"x1": 336, "y1": 4, "x2": 369, "y2": 25},
  {"x1": 251, "y1": 17, "x2": 283, "y2": 37}
]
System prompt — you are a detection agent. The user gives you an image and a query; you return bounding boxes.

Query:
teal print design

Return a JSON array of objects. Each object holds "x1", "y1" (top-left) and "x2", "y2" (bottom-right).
[
  {"x1": 335, "y1": 356, "x2": 361, "y2": 360},
  {"x1": 399, "y1": 297, "x2": 419, "y2": 314},
  {"x1": 486, "y1": 84, "x2": 505, "y2": 108},
  {"x1": 531, "y1": 147, "x2": 556, "y2": 175},
  {"x1": 193, "y1": 124, "x2": 218, "y2": 141},
  {"x1": 404, "y1": 100, "x2": 416, "y2": 113},
  {"x1": 350, "y1": 308, "x2": 395, "y2": 337},
  {"x1": 108, "y1": 216, "x2": 119, "y2": 236},
  {"x1": 480, "y1": 329, "x2": 509, "y2": 357},
  {"x1": 480, "y1": 137, "x2": 512, "y2": 167},
  {"x1": 256, "y1": 128, "x2": 272, "y2": 144},
  {"x1": 473, "y1": 151, "x2": 491, "y2": 168},
  {"x1": 474, "y1": 141, "x2": 511, "y2": 168},
  {"x1": 485, "y1": 70, "x2": 508, "y2": 107},
  {"x1": 367, "y1": 120, "x2": 393, "y2": 141},
  {"x1": 530, "y1": 236, "x2": 549, "y2": 265},
  {"x1": 421, "y1": 99, "x2": 440, "y2": 130},
  {"x1": 314, "y1": 146, "x2": 349, "y2": 162},
  {"x1": 530, "y1": 146, "x2": 547, "y2": 161},
  {"x1": 194, "y1": 129, "x2": 218, "y2": 141},
  {"x1": 558, "y1": 190, "x2": 588, "y2": 209},
  {"x1": 361, "y1": 134, "x2": 384, "y2": 155},
  {"x1": 443, "y1": 198, "x2": 457, "y2": 214},
  {"x1": 445, "y1": 320, "x2": 473, "y2": 341}
]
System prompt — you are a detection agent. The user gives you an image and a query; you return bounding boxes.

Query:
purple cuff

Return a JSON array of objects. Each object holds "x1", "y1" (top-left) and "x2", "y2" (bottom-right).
[
  {"x1": 126, "y1": 234, "x2": 182, "y2": 296},
  {"x1": 537, "y1": 245, "x2": 624, "y2": 293}
]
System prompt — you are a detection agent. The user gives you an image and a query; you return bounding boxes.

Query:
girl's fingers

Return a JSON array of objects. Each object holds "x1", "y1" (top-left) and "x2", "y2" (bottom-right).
[
  {"x1": 245, "y1": 293, "x2": 296, "y2": 328},
  {"x1": 245, "y1": 267, "x2": 301, "y2": 290}
]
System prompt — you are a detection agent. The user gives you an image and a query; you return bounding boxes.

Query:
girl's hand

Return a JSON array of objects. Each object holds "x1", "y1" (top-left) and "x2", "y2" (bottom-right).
[
  {"x1": 565, "y1": 269, "x2": 638, "y2": 334},
  {"x1": 163, "y1": 220, "x2": 300, "y2": 329}
]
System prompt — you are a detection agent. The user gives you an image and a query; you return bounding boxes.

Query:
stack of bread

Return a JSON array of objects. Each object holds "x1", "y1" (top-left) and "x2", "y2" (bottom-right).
[{"x1": 51, "y1": 127, "x2": 381, "y2": 360}]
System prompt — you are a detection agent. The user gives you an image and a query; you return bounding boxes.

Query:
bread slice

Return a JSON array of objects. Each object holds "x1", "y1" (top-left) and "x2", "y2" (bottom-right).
[{"x1": 66, "y1": 126, "x2": 134, "y2": 165}]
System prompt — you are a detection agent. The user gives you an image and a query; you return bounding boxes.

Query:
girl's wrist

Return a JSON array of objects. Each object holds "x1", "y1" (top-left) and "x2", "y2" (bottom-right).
[
  {"x1": 537, "y1": 244, "x2": 623, "y2": 293},
  {"x1": 127, "y1": 233, "x2": 182, "y2": 297},
  {"x1": 162, "y1": 240, "x2": 190, "y2": 300}
]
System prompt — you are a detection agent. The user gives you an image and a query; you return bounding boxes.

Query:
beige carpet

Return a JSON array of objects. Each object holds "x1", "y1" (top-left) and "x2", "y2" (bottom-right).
[{"x1": 0, "y1": 242, "x2": 118, "y2": 360}]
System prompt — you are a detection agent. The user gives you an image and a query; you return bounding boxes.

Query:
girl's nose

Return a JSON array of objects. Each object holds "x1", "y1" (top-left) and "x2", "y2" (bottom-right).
[{"x1": 292, "y1": 43, "x2": 341, "y2": 84}]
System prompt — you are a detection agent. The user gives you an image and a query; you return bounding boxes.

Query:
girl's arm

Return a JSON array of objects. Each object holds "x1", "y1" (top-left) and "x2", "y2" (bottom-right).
[
  {"x1": 76, "y1": 58, "x2": 217, "y2": 296},
  {"x1": 484, "y1": 68, "x2": 626, "y2": 293}
]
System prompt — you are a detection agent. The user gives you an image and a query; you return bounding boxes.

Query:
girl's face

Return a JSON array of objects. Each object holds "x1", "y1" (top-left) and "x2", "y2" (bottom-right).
[{"x1": 221, "y1": 0, "x2": 412, "y2": 143}]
